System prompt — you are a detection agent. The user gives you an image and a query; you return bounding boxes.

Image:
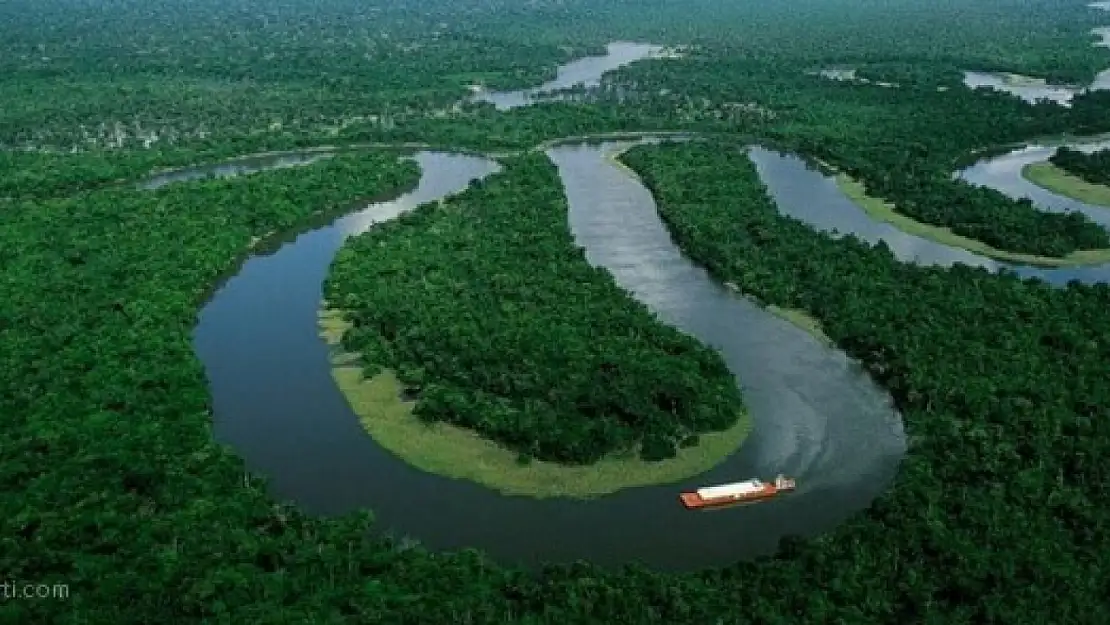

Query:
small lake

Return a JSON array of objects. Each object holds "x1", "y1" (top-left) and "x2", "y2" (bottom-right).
[{"x1": 960, "y1": 72, "x2": 1079, "y2": 107}]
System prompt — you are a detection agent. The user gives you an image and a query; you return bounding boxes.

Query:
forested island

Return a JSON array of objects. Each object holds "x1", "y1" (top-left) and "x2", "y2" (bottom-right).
[
  {"x1": 5, "y1": 0, "x2": 1110, "y2": 622},
  {"x1": 321, "y1": 154, "x2": 749, "y2": 496}
]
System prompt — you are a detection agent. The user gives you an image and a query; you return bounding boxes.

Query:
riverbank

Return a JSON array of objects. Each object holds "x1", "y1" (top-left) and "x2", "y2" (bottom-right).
[
  {"x1": 319, "y1": 308, "x2": 753, "y2": 499},
  {"x1": 717, "y1": 281, "x2": 833, "y2": 346},
  {"x1": 1022, "y1": 161, "x2": 1110, "y2": 208},
  {"x1": 765, "y1": 305, "x2": 833, "y2": 346},
  {"x1": 835, "y1": 174, "x2": 1110, "y2": 267}
]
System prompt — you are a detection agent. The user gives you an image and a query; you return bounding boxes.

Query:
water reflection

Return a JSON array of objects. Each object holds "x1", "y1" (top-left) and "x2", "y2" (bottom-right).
[
  {"x1": 750, "y1": 148, "x2": 1002, "y2": 272},
  {"x1": 335, "y1": 153, "x2": 501, "y2": 238}
]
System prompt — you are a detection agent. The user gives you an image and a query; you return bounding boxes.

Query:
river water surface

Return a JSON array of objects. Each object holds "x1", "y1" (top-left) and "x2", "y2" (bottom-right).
[
  {"x1": 470, "y1": 42, "x2": 664, "y2": 110},
  {"x1": 182, "y1": 38, "x2": 1110, "y2": 571}
]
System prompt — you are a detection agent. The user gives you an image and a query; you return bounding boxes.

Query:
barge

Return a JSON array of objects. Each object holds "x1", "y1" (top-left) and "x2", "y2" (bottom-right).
[{"x1": 679, "y1": 474, "x2": 796, "y2": 510}]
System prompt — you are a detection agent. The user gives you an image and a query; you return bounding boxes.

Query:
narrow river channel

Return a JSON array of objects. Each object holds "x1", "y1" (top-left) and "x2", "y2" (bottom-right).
[{"x1": 753, "y1": 147, "x2": 1110, "y2": 285}]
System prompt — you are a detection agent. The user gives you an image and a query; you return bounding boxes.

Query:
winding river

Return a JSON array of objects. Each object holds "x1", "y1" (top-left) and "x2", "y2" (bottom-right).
[{"x1": 180, "y1": 36, "x2": 1110, "y2": 570}]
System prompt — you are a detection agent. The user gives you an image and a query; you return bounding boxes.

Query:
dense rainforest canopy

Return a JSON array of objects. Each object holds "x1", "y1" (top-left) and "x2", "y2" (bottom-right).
[
  {"x1": 0, "y1": 152, "x2": 421, "y2": 622},
  {"x1": 324, "y1": 154, "x2": 744, "y2": 464},
  {"x1": 1051, "y1": 145, "x2": 1110, "y2": 185},
  {"x1": 4, "y1": 0, "x2": 1110, "y2": 622}
]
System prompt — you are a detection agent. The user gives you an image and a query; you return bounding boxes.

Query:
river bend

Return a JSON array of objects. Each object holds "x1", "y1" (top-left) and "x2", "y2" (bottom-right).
[{"x1": 173, "y1": 38, "x2": 1110, "y2": 570}]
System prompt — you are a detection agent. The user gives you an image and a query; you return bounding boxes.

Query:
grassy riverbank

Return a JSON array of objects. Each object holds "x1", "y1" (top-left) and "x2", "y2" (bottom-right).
[
  {"x1": 319, "y1": 309, "x2": 752, "y2": 499},
  {"x1": 765, "y1": 305, "x2": 833, "y2": 345},
  {"x1": 715, "y1": 281, "x2": 833, "y2": 346},
  {"x1": 1022, "y1": 162, "x2": 1110, "y2": 207},
  {"x1": 835, "y1": 174, "x2": 1110, "y2": 267},
  {"x1": 604, "y1": 146, "x2": 644, "y2": 178}
]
